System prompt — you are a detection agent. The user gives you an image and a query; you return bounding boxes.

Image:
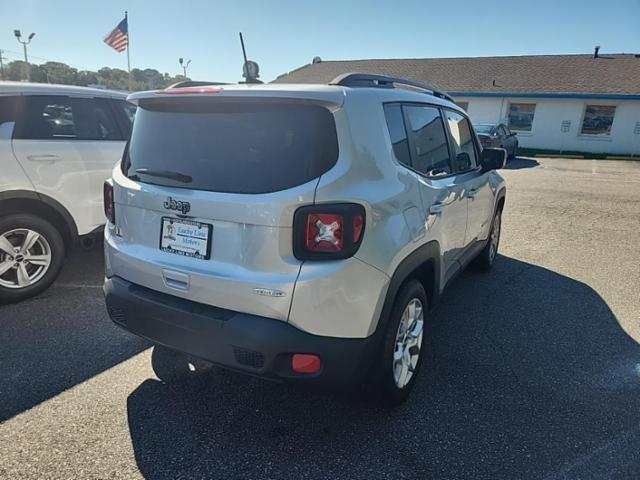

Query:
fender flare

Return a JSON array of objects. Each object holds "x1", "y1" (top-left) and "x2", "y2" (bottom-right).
[
  {"x1": 0, "y1": 189, "x2": 79, "y2": 243},
  {"x1": 373, "y1": 240, "x2": 441, "y2": 338},
  {"x1": 496, "y1": 187, "x2": 507, "y2": 211}
]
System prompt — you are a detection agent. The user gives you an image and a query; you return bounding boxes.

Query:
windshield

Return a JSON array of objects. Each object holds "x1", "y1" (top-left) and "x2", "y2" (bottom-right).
[
  {"x1": 474, "y1": 124, "x2": 494, "y2": 134},
  {"x1": 123, "y1": 100, "x2": 339, "y2": 194}
]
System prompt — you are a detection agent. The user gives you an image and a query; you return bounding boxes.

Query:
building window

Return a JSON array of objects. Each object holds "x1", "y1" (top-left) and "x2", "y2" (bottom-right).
[
  {"x1": 456, "y1": 101, "x2": 469, "y2": 111},
  {"x1": 507, "y1": 103, "x2": 536, "y2": 131},
  {"x1": 581, "y1": 105, "x2": 616, "y2": 136}
]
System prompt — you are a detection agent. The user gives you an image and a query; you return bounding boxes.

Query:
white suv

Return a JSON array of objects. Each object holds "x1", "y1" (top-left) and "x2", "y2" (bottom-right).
[
  {"x1": 0, "y1": 82, "x2": 133, "y2": 303},
  {"x1": 104, "y1": 75, "x2": 507, "y2": 404}
]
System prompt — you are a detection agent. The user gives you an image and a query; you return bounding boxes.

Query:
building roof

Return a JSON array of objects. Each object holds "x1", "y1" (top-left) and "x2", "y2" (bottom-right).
[{"x1": 273, "y1": 54, "x2": 640, "y2": 98}]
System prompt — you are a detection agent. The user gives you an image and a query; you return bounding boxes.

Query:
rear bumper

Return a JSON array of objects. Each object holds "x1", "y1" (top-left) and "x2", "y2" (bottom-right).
[{"x1": 104, "y1": 276, "x2": 378, "y2": 386}]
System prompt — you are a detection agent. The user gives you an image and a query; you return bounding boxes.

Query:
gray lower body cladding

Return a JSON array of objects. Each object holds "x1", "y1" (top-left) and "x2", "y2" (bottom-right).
[{"x1": 104, "y1": 276, "x2": 377, "y2": 386}]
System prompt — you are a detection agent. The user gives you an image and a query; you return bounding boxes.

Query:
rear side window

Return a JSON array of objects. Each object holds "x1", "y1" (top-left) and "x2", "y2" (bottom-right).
[
  {"x1": 444, "y1": 110, "x2": 478, "y2": 172},
  {"x1": 14, "y1": 96, "x2": 122, "y2": 141},
  {"x1": 404, "y1": 105, "x2": 451, "y2": 176},
  {"x1": 383, "y1": 104, "x2": 411, "y2": 166},
  {"x1": 0, "y1": 96, "x2": 19, "y2": 127},
  {"x1": 124, "y1": 101, "x2": 338, "y2": 194},
  {"x1": 113, "y1": 99, "x2": 136, "y2": 138}
]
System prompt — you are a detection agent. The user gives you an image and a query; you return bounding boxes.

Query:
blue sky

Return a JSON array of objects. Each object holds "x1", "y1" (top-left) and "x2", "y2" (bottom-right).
[{"x1": 2, "y1": 0, "x2": 639, "y2": 83}]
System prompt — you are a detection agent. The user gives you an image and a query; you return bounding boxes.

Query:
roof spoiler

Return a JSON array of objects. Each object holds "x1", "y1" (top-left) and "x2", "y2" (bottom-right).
[
  {"x1": 329, "y1": 72, "x2": 454, "y2": 103},
  {"x1": 167, "y1": 80, "x2": 230, "y2": 89}
]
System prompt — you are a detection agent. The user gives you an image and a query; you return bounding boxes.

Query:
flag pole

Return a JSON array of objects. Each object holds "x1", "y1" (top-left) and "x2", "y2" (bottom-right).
[{"x1": 125, "y1": 10, "x2": 131, "y2": 91}]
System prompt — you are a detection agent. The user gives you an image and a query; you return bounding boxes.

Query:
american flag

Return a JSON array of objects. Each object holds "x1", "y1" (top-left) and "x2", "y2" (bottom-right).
[{"x1": 104, "y1": 17, "x2": 128, "y2": 52}]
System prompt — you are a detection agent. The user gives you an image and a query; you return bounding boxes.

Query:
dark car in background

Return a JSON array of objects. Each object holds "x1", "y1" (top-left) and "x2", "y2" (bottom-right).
[{"x1": 474, "y1": 123, "x2": 518, "y2": 159}]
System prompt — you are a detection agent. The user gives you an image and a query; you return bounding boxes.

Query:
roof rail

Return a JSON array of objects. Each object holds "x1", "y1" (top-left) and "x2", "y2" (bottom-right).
[
  {"x1": 167, "y1": 80, "x2": 230, "y2": 89},
  {"x1": 329, "y1": 72, "x2": 454, "y2": 102}
]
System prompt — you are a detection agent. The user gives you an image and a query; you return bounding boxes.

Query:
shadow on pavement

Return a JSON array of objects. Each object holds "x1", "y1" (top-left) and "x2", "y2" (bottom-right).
[
  {"x1": 126, "y1": 256, "x2": 640, "y2": 479},
  {"x1": 0, "y1": 245, "x2": 149, "y2": 422},
  {"x1": 504, "y1": 157, "x2": 540, "y2": 169}
]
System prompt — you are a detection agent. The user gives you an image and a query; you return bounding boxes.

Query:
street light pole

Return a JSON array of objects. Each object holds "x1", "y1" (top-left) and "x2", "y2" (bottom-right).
[
  {"x1": 178, "y1": 57, "x2": 191, "y2": 78},
  {"x1": 14, "y1": 30, "x2": 35, "y2": 81},
  {"x1": 0, "y1": 49, "x2": 7, "y2": 80}
]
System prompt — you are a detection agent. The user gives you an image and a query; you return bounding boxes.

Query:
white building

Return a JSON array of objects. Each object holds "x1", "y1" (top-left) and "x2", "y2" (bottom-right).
[{"x1": 275, "y1": 53, "x2": 640, "y2": 156}]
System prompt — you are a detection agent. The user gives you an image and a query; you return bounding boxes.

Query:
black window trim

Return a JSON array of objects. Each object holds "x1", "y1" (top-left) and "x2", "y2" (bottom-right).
[
  {"x1": 12, "y1": 93, "x2": 127, "y2": 142},
  {"x1": 384, "y1": 101, "x2": 485, "y2": 180},
  {"x1": 382, "y1": 103, "x2": 412, "y2": 169},
  {"x1": 383, "y1": 100, "x2": 459, "y2": 180}
]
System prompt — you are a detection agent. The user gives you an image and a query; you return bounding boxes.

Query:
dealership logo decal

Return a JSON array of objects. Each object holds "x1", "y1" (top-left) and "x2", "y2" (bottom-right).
[{"x1": 163, "y1": 197, "x2": 191, "y2": 215}]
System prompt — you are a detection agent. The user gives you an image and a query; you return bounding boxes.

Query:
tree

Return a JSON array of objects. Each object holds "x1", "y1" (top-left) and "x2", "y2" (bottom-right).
[
  {"x1": 40, "y1": 62, "x2": 78, "y2": 85},
  {"x1": 76, "y1": 70, "x2": 99, "y2": 86},
  {"x1": 5, "y1": 60, "x2": 29, "y2": 81},
  {"x1": 2, "y1": 60, "x2": 191, "y2": 91}
]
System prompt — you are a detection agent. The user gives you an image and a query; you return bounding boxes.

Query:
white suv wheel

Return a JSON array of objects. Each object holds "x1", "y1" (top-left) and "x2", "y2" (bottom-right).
[
  {"x1": 489, "y1": 213, "x2": 501, "y2": 262},
  {"x1": 0, "y1": 228, "x2": 53, "y2": 289},
  {"x1": 392, "y1": 298, "x2": 424, "y2": 388}
]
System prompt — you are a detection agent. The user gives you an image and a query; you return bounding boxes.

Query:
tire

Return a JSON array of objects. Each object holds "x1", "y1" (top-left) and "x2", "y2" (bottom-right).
[
  {"x1": 0, "y1": 213, "x2": 65, "y2": 304},
  {"x1": 509, "y1": 143, "x2": 518, "y2": 160},
  {"x1": 374, "y1": 279, "x2": 428, "y2": 406},
  {"x1": 473, "y1": 207, "x2": 502, "y2": 271},
  {"x1": 151, "y1": 345, "x2": 209, "y2": 384}
]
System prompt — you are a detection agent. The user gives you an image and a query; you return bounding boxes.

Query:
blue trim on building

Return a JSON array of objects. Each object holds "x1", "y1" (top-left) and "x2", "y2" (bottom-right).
[{"x1": 449, "y1": 92, "x2": 640, "y2": 101}]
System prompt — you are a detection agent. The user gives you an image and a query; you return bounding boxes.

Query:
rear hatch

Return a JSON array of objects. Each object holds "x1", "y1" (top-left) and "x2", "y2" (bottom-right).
[{"x1": 109, "y1": 88, "x2": 342, "y2": 320}]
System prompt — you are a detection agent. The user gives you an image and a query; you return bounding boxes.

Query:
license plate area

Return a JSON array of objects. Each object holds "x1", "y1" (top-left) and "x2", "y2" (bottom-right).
[{"x1": 159, "y1": 217, "x2": 212, "y2": 260}]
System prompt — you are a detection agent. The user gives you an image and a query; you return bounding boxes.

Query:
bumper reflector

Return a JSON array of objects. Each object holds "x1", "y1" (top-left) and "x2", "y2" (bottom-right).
[{"x1": 292, "y1": 354, "x2": 321, "y2": 374}]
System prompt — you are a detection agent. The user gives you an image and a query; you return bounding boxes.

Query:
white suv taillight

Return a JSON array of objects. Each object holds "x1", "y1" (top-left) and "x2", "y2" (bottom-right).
[
  {"x1": 103, "y1": 181, "x2": 115, "y2": 224},
  {"x1": 293, "y1": 204, "x2": 365, "y2": 260}
]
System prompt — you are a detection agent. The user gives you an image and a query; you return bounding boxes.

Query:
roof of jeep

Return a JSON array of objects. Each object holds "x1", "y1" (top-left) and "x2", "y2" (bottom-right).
[
  {"x1": 0, "y1": 81, "x2": 127, "y2": 99},
  {"x1": 127, "y1": 82, "x2": 459, "y2": 110}
]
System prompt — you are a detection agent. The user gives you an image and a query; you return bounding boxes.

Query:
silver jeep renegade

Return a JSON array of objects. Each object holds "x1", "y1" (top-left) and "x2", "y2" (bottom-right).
[{"x1": 103, "y1": 74, "x2": 507, "y2": 405}]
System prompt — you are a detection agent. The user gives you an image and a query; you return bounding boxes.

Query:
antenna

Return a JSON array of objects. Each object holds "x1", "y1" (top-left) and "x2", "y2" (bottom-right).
[
  {"x1": 238, "y1": 32, "x2": 262, "y2": 84},
  {"x1": 239, "y1": 32, "x2": 249, "y2": 66}
]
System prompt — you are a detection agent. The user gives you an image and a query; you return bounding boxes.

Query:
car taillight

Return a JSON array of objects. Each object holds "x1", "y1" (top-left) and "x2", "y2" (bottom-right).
[
  {"x1": 293, "y1": 204, "x2": 365, "y2": 260},
  {"x1": 103, "y1": 181, "x2": 115, "y2": 224}
]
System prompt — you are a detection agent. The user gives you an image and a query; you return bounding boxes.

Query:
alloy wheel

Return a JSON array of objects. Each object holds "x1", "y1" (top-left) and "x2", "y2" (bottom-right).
[
  {"x1": 393, "y1": 298, "x2": 424, "y2": 388},
  {"x1": 489, "y1": 214, "x2": 501, "y2": 262},
  {"x1": 0, "y1": 229, "x2": 52, "y2": 289}
]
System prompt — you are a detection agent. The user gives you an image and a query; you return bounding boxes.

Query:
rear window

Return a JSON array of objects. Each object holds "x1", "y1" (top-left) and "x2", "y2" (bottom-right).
[{"x1": 123, "y1": 100, "x2": 339, "y2": 194}]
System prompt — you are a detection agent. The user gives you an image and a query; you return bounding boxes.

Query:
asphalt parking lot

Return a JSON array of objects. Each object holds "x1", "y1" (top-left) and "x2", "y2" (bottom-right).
[{"x1": 1, "y1": 157, "x2": 639, "y2": 480}]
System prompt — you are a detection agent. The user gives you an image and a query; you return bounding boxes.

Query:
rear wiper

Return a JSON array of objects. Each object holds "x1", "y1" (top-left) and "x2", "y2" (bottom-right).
[{"x1": 134, "y1": 168, "x2": 192, "y2": 183}]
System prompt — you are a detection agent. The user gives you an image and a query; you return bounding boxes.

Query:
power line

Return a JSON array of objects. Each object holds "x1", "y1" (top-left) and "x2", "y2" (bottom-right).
[{"x1": 0, "y1": 48, "x2": 94, "y2": 71}]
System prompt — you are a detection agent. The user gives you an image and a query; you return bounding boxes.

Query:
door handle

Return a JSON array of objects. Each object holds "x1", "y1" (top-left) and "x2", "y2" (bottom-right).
[
  {"x1": 429, "y1": 203, "x2": 444, "y2": 215},
  {"x1": 467, "y1": 189, "x2": 478, "y2": 199},
  {"x1": 26, "y1": 154, "x2": 61, "y2": 162}
]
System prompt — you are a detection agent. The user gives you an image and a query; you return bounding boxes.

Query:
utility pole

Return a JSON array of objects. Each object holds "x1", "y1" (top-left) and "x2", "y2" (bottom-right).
[
  {"x1": 0, "y1": 49, "x2": 6, "y2": 80},
  {"x1": 178, "y1": 57, "x2": 191, "y2": 78},
  {"x1": 14, "y1": 29, "x2": 35, "y2": 81}
]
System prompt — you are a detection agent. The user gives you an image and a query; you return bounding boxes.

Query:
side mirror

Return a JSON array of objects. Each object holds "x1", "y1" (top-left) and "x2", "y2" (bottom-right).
[
  {"x1": 480, "y1": 147, "x2": 507, "y2": 172},
  {"x1": 511, "y1": 131, "x2": 517, "y2": 137}
]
